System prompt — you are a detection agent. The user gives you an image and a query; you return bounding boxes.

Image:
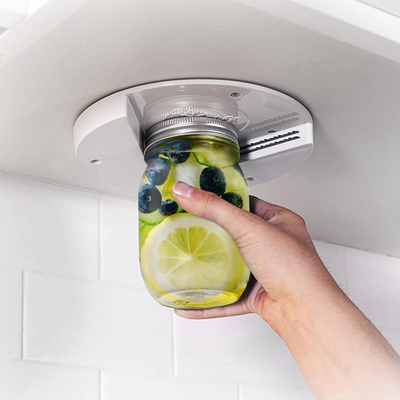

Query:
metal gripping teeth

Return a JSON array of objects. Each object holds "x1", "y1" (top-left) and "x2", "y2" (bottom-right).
[
  {"x1": 240, "y1": 130, "x2": 300, "y2": 151},
  {"x1": 240, "y1": 134, "x2": 300, "y2": 155}
]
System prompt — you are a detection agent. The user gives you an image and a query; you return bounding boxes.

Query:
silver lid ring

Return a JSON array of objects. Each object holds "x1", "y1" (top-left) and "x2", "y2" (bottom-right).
[{"x1": 145, "y1": 117, "x2": 238, "y2": 152}]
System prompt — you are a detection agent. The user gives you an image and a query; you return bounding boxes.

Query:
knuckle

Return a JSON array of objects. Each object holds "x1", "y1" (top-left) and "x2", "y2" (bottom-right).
[
  {"x1": 203, "y1": 191, "x2": 220, "y2": 209},
  {"x1": 272, "y1": 208, "x2": 306, "y2": 226},
  {"x1": 194, "y1": 190, "x2": 220, "y2": 217},
  {"x1": 260, "y1": 207, "x2": 277, "y2": 221},
  {"x1": 270, "y1": 208, "x2": 290, "y2": 222}
]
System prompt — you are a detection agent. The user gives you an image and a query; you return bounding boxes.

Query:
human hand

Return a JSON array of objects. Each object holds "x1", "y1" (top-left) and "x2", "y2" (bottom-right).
[
  {"x1": 172, "y1": 182, "x2": 400, "y2": 399},
  {"x1": 171, "y1": 181, "x2": 339, "y2": 330},
  {"x1": 171, "y1": 181, "x2": 400, "y2": 399}
]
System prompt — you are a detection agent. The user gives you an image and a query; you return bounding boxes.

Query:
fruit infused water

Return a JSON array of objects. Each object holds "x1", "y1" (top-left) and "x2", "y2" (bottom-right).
[{"x1": 138, "y1": 133, "x2": 250, "y2": 309}]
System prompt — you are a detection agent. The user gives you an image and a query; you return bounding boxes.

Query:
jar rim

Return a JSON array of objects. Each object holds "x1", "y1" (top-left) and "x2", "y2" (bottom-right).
[{"x1": 144, "y1": 116, "x2": 238, "y2": 154}]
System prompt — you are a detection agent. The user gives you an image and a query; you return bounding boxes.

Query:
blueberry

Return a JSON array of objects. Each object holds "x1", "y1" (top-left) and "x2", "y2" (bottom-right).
[
  {"x1": 138, "y1": 184, "x2": 162, "y2": 214},
  {"x1": 221, "y1": 192, "x2": 243, "y2": 208},
  {"x1": 159, "y1": 199, "x2": 179, "y2": 216},
  {"x1": 145, "y1": 157, "x2": 171, "y2": 186},
  {"x1": 200, "y1": 167, "x2": 226, "y2": 196},
  {"x1": 167, "y1": 151, "x2": 190, "y2": 164},
  {"x1": 165, "y1": 140, "x2": 191, "y2": 164}
]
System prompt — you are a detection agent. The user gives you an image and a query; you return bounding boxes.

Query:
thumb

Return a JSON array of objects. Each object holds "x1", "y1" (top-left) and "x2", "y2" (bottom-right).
[{"x1": 172, "y1": 181, "x2": 265, "y2": 246}]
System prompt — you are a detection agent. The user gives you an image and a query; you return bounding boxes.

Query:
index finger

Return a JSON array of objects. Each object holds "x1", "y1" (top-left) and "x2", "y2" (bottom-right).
[{"x1": 250, "y1": 195, "x2": 283, "y2": 221}]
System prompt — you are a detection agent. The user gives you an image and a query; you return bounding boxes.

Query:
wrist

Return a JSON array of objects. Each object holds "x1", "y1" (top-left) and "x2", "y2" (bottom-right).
[{"x1": 264, "y1": 269, "x2": 346, "y2": 336}]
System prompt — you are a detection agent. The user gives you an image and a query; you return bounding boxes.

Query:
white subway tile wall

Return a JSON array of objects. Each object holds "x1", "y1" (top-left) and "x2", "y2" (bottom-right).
[
  {"x1": 0, "y1": 175, "x2": 99, "y2": 279},
  {"x1": 314, "y1": 240, "x2": 347, "y2": 292},
  {"x1": 100, "y1": 196, "x2": 144, "y2": 287},
  {"x1": 24, "y1": 272, "x2": 173, "y2": 374},
  {"x1": 346, "y1": 249, "x2": 400, "y2": 331},
  {"x1": 102, "y1": 372, "x2": 239, "y2": 400},
  {"x1": 0, "y1": 174, "x2": 399, "y2": 399},
  {"x1": 174, "y1": 313, "x2": 309, "y2": 387},
  {"x1": 241, "y1": 384, "x2": 316, "y2": 400},
  {"x1": 0, "y1": 267, "x2": 22, "y2": 358},
  {"x1": 0, "y1": 360, "x2": 99, "y2": 400}
]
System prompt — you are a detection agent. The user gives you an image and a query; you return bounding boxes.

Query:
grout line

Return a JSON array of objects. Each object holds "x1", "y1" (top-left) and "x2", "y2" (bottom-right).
[
  {"x1": 312, "y1": 238, "x2": 400, "y2": 260},
  {"x1": 355, "y1": 0, "x2": 400, "y2": 19},
  {"x1": 172, "y1": 311, "x2": 177, "y2": 376},
  {"x1": 0, "y1": 264, "x2": 146, "y2": 290},
  {"x1": 0, "y1": 355, "x2": 318, "y2": 391},
  {"x1": 98, "y1": 198, "x2": 103, "y2": 281},
  {"x1": 0, "y1": 170, "x2": 136, "y2": 201},
  {"x1": 99, "y1": 370, "x2": 104, "y2": 400},
  {"x1": 172, "y1": 373, "x2": 310, "y2": 390},
  {"x1": 21, "y1": 270, "x2": 26, "y2": 359},
  {"x1": 238, "y1": 384, "x2": 243, "y2": 400},
  {"x1": 0, "y1": 356, "x2": 20, "y2": 361}
]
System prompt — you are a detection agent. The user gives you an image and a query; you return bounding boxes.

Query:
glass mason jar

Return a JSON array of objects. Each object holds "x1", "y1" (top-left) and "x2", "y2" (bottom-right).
[{"x1": 138, "y1": 117, "x2": 250, "y2": 309}]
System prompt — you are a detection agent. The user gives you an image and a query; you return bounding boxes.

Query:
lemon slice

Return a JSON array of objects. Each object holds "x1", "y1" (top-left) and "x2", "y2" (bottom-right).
[
  {"x1": 139, "y1": 223, "x2": 154, "y2": 255},
  {"x1": 140, "y1": 214, "x2": 244, "y2": 291}
]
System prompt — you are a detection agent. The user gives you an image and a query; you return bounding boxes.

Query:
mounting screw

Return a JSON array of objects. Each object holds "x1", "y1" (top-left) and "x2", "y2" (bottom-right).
[{"x1": 229, "y1": 92, "x2": 242, "y2": 99}]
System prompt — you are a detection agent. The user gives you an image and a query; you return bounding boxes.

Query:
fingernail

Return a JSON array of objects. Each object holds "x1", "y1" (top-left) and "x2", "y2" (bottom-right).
[{"x1": 173, "y1": 181, "x2": 194, "y2": 199}]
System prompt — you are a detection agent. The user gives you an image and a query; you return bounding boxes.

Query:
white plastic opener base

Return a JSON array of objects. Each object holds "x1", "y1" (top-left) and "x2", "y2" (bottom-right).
[{"x1": 73, "y1": 79, "x2": 313, "y2": 188}]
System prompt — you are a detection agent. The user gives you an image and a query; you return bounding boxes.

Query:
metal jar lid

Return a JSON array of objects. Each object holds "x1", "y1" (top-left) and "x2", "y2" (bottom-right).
[{"x1": 145, "y1": 116, "x2": 239, "y2": 152}]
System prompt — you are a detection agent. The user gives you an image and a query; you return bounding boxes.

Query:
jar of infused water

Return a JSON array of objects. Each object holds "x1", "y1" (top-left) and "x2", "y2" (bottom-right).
[{"x1": 138, "y1": 117, "x2": 250, "y2": 309}]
